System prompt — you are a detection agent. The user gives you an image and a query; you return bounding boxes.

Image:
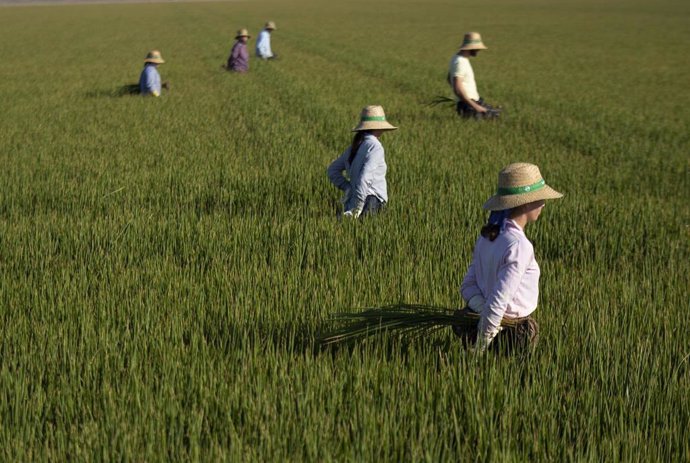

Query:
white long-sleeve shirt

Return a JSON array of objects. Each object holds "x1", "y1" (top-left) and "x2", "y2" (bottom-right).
[
  {"x1": 326, "y1": 134, "x2": 388, "y2": 212},
  {"x1": 460, "y1": 219, "x2": 540, "y2": 332},
  {"x1": 255, "y1": 29, "x2": 273, "y2": 58}
]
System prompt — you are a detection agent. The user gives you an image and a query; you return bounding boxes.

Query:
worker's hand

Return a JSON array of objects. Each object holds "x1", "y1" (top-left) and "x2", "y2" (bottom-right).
[
  {"x1": 467, "y1": 295, "x2": 485, "y2": 313},
  {"x1": 350, "y1": 200, "x2": 365, "y2": 219},
  {"x1": 473, "y1": 326, "x2": 501, "y2": 353},
  {"x1": 474, "y1": 105, "x2": 487, "y2": 113},
  {"x1": 474, "y1": 317, "x2": 501, "y2": 352},
  {"x1": 343, "y1": 205, "x2": 363, "y2": 219}
]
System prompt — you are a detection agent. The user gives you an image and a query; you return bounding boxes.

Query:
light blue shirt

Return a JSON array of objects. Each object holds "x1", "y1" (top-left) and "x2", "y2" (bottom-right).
[
  {"x1": 255, "y1": 29, "x2": 273, "y2": 58},
  {"x1": 139, "y1": 64, "x2": 161, "y2": 96},
  {"x1": 327, "y1": 134, "x2": 388, "y2": 211}
]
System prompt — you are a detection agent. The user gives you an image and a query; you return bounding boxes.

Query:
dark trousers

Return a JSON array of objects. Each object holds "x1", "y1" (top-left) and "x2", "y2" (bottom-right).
[
  {"x1": 456, "y1": 97, "x2": 501, "y2": 119},
  {"x1": 452, "y1": 308, "x2": 539, "y2": 353},
  {"x1": 361, "y1": 195, "x2": 385, "y2": 217}
]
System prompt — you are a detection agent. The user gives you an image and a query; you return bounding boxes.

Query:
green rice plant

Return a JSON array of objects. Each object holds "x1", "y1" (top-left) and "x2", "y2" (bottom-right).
[{"x1": 0, "y1": 0, "x2": 688, "y2": 460}]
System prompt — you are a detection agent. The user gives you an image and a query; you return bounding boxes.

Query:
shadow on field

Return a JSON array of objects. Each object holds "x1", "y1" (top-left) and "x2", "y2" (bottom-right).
[
  {"x1": 85, "y1": 84, "x2": 140, "y2": 98},
  {"x1": 200, "y1": 315, "x2": 458, "y2": 359},
  {"x1": 316, "y1": 333, "x2": 456, "y2": 359},
  {"x1": 201, "y1": 316, "x2": 535, "y2": 365}
]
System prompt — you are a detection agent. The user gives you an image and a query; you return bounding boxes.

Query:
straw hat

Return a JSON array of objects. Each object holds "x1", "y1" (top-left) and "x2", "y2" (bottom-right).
[
  {"x1": 144, "y1": 50, "x2": 165, "y2": 64},
  {"x1": 236, "y1": 28, "x2": 251, "y2": 39},
  {"x1": 483, "y1": 163, "x2": 563, "y2": 211},
  {"x1": 459, "y1": 32, "x2": 488, "y2": 51},
  {"x1": 265, "y1": 21, "x2": 276, "y2": 30},
  {"x1": 352, "y1": 105, "x2": 398, "y2": 132}
]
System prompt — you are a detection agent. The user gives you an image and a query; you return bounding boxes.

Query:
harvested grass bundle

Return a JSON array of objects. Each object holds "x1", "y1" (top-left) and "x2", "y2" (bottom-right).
[
  {"x1": 426, "y1": 95, "x2": 456, "y2": 107},
  {"x1": 319, "y1": 304, "x2": 518, "y2": 346}
]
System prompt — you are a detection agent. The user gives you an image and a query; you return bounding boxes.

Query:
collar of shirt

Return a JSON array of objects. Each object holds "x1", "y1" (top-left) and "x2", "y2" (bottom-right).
[{"x1": 504, "y1": 219, "x2": 524, "y2": 234}]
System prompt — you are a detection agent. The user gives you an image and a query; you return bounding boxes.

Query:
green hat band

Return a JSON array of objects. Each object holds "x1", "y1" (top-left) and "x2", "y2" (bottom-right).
[
  {"x1": 497, "y1": 179, "x2": 545, "y2": 195},
  {"x1": 361, "y1": 116, "x2": 387, "y2": 122},
  {"x1": 463, "y1": 39, "x2": 482, "y2": 45}
]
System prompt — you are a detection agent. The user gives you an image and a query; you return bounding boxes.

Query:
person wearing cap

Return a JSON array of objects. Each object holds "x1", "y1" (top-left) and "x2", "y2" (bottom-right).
[
  {"x1": 455, "y1": 163, "x2": 563, "y2": 352},
  {"x1": 256, "y1": 21, "x2": 277, "y2": 59},
  {"x1": 139, "y1": 50, "x2": 168, "y2": 97},
  {"x1": 227, "y1": 29, "x2": 250, "y2": 72},
  {"x1": 327, "y1": 106, "x2": 398, "y2": 218},
  {"x1": 448, "y1": 32, "x2": 499, "y2": 119}
]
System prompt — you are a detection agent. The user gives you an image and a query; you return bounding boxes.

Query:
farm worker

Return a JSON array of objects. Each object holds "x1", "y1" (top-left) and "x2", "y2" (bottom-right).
[
  {"x1": 227, "y1": 29, "x2": 250, "y2": 72},
  {"x1": 256, "y1": 21, "x2": 277, "y2": 59},
  {"x1": 327, "y1": 105, "x2": 398, "y2": 218},
  {"x1": 139, "y1": 50, "x2": 168, "y2": 97},
  {"x1": 448, "y1": 32, "x2": 500, "y2": 119},
  {"x1": 456, "y1": 163, "x2": 563, "y2": 352}
]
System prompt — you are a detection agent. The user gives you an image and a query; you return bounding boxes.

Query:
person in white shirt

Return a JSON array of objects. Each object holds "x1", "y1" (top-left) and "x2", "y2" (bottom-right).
[
  {"x1": 256, "y1": 21, "x2": 277, "y2": 59},
  {"x1": 456, "y1": 163, "x2": 563, "y2": 352},
  {"x1": 327, "y1": 106, "x2": 398, "y2": 218},
  {"x1": 448, "y1": 32, "x2": 500, "y2": 119}
]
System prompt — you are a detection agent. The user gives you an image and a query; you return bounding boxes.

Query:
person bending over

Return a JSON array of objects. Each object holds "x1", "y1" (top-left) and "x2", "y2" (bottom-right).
[
  {"x1": 448, "y1": 32, "x2": 500, "y2": 119},
  {"x1": 456, "y1": 163, "x2": 563, "y2": 352},
  {"x1": 327, "y1": 106, "x2": 398, "y2": 218}
]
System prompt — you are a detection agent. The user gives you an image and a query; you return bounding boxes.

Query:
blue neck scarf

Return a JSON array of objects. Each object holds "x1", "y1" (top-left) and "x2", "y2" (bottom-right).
[{"x1": 488, "y1": 209, "x2": 512, "y2": 234}]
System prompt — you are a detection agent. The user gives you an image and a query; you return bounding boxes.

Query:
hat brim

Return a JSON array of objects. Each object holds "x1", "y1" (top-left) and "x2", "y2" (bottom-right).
[
  {"x1": 459, "y1": 43, "x2": 488, "y2": 51},
  {"x1": 236, "y1": 34, "x2": 251, "y2": 39},
  {"x1": 483, "y1": 185, "x2": 563, "y2": 211},
  {"x1": 144, "y1": 58, "x2": 165, "y2": 64},
  {"x1": 352, "y1": 121, "x2": 398, "y2": 132}
]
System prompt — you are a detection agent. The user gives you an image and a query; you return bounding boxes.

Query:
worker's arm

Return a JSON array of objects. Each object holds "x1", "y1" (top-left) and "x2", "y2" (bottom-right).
[{"x1": 453, "y1": 76, "x2": 487, "y2": 113}]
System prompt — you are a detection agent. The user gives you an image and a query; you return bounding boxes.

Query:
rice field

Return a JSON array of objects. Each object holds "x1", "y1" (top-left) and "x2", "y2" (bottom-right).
[{"x1": 0, "y1": 0, "x2": 688, "y2": 460}]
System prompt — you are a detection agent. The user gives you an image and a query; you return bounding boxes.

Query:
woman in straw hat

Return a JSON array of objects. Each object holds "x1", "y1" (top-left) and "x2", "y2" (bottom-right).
[
  {"x1": 227, "y1": 29, "x2": 251, "y2": 73},
  {"x1": 327, "y1": 106, "x2": 398, "y2": 218},
  {"x1": 456, "y1": 163, "x2": 563, "y2": 352},
  {"x1": 256, "y1": 21, "x2": 277, "y2": 60},
  {"x1": 139, "y1": 50, "x2": 168, "y2": 97},
  {"x1": 448, "y1": 32, "x2": 500, "y2": 119}
]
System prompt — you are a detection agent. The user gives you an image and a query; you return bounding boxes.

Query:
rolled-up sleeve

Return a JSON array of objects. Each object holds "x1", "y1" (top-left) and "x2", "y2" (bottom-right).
[
  {"x1": 481, "y1": 239, "x2": 533, "y2": 331},
  {"x1": 327, "y1": 149, "x2": 351, "y2": 191}
]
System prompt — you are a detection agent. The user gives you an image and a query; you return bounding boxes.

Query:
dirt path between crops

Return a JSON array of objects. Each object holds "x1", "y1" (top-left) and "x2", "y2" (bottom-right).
[{"x1": 1, "y1": 0, "x2": 243, "y2": 6}]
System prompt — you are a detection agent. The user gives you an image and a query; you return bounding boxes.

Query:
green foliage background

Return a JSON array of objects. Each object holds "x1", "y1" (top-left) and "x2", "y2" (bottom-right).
[{"x1": 0, "y1": 0, "x2": 688, "y2": 460}]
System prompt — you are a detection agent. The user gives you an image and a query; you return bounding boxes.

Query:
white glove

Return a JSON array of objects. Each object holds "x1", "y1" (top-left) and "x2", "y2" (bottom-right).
[
  {"x1": 343, "y1": 208, "x2": 362, "y2": 219},
  {"x1": 467, "y1": 295, "x2": 485, "y2": 313},
  {"x1": 344, "y1": 199, "x2": 364, "y2": 219},
  {"x1": 474, "y1": 316, "x2": 502, "y2": 353}
]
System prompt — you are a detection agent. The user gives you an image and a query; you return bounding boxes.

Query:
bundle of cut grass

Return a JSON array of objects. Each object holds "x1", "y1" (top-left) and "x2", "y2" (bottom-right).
[
  {"x1": 319, "y1": 304, "x2": 518, "y2": 346},
  {"x1": 426, "y1": 95, "x2": 456, "y2": 107}
]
